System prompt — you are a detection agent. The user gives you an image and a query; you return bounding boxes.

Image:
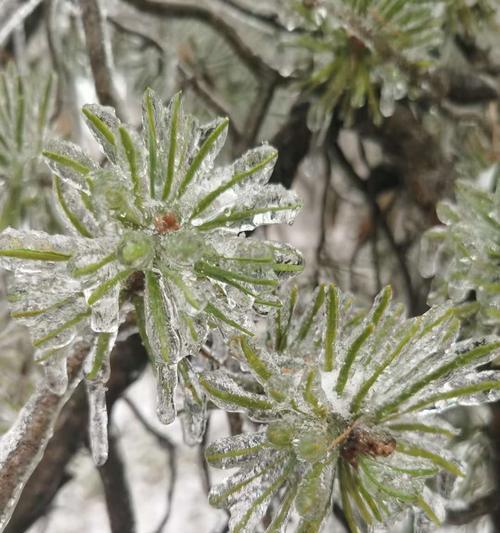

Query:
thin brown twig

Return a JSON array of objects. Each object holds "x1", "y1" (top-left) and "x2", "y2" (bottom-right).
[
  {"x1": 177, "y1": 62, "x2": 243, "y2": 142},
  {"x1": 198, "y1": 413, "x2": 211, "y2": 495},
  {"x1": 315, "y1": 152, "x2": 333, "y2": 283},
  {"x1": 121, "y1": 397, "x2": 177, "y2": 533},
  {"x1": 120, "y1": 0, "x2": 286, "y2": 83},
  {"x1": 330, "y1": 141, "x2": 416, "y2": 314},
  {"x1": 97, "y1": 430, "x2": 136, "y2": 533},
  {"x1": 215, "y1": 0, "x2": 293, "y2": 33},
  {"x1": 239, "y1": 77, "x2": 279, "y2": 151},
  {"x1": 446, "y1": 492, "x2": 499, "y2": 526},
  {"x1": 79, "y1": 0, "x2": 124, "y2": 118}
]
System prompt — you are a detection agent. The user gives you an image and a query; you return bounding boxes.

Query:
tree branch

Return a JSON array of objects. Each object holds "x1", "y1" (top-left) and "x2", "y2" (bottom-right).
[
  {"x1": 4, "y1": 334, "x2": 149, "y2": 533},
  {"x1": 0, "y1": 0, "x2": 44, "y2": 48},
  {"x1": 120, "y1": 0, "x2": 286, "y2": 82},
  {"x1": 330, "y1": 141, "x2": 417, "y2": 314},
  {"x1": 446, "y1": 492, "x2": 499, "y2": 526},
  {"x1": 215, "y1": 0, "x2": 291, "y2": 33},
  {"x1": 122, "y1": 396, "x2": 177, "y2": 533},
  {"x1": 270, "y1": 99, "x2": 312, "y2": 189},
  {"x1": 0, "y1": 342, "x2": 89, "y2": 531},
  {"x1": 98, "y1": 431, "x2": 136, "y2": 533},
  {"x1": 238, "y1": 78, "x2": 278, "y2": 152},
  {"x1": 79, "y1": 0, "x2": 124, "y2": 117}
]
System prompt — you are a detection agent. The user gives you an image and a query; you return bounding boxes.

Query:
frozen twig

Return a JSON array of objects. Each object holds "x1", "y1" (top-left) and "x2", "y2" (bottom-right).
[
  {"x1": 122, "y1": 397, "x2": 177, "y2": 533},
  {"x1": 446, "y1": 492, "x2": 499, "y2": 526},
  {"x1": 239, "y1": 77, "x2": 278, "y2": 151},
  {"x1": 177, "y1": 62, "x2": 243, "y2": 143},
  {"x1": 0, "y1": 0, "x2": 44, "y2": 47},
  {"x1": 120, "y1": 0, "x2": 286, "y2": 82},
  {"x1": 331, "y1": 141, "x2": 417, "y2": 315},
  {"x1": 79, "y1": 0, "x2": 124, "y2": 118},
  {"x1": 4, "y1": 333, "x2": 149, "y2": 533},
  {"x1": 97, "y1": 431, "x2": 136, "y2": 533},
  {"x1": 215, "y1": 0, "x2": 292, "y2": 32},
  {"x1": 314, "y1": 153, "x2": 334, "y2": 283},
  {"x1": 0, "y1": 342, "x2": 89, "y2": 531},
  {"x1": 198, "y1": 414, "x2": 211, "y2": 495}
]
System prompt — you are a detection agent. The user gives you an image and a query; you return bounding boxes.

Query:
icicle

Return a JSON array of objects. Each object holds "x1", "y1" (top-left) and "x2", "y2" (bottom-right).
[
  {"x1": 86, "y1": 379, "x2": 108, "y2": 466},
  {"x1": 180, "y1": 364, "x2": 207, "y2": 445},
  {"x1": 42, "y1": 351, "x2": 68, "y2": 395},
  {"x1": 83, "y1": 332, "x2": 115, "y2": 465},
  {"x1": 156, "y1": 362, "x2": 178, "y2": 425}
]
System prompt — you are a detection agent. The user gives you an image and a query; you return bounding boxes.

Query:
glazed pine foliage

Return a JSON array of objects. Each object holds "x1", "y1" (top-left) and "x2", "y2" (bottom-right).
[
  {"x1": 295, "y1": 0, "x2": 445, "y2": 127},
  {"x1": 204, "y1": 285, "x2": 500, "y2": 532},
  {"x1": 421, "y1": 177, "x2": 500, "y2": 326},
  {"x1": 0, "y1": 65, "x2": 54, "y2": 229},
  {"x1": 0, "y1": 89, "x2": 303, "y2": 457}
]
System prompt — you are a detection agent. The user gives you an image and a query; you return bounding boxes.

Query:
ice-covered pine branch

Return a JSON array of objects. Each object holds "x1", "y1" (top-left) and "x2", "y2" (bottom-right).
[
  {"x1": 203, "y1": 284, "x2": 500, "y2": 532},
  {"x1": 0, "y1": 88, "x2": 303, "y2": 466},
  {"x1": 421, "y1": 174, "x2": 500, "y2": 327},
  {"x1": 0, "y1": 65, "x2": 54, "y2": 229}
]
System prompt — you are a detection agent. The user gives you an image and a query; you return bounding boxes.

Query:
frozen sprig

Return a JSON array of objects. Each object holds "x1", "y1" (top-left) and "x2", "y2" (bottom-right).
[
  {"x1": 0, "y1": 89, "x2": 303, "y2": 445},
  {"x1": 203, "y1": 284, "x2": 500, "y2": 532},
  {"x1": 294, "y1": 0, "x2": 445, "y2": 128},
  {"x1": 0, "y1": 63, "x2": 54, "y2": 229},
  {"x1": 420, "y1": 176, "x2": 500, "y2": 326}
]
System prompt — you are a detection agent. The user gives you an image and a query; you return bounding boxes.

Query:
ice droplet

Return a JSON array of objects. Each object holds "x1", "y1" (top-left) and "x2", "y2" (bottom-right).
[
  {"x1": 42, "y1": 351, "x2": 68, "y2": 395},
  {"x1": 86, "y1": 379, "x2": 108, "y2": 465},
  {"x1": 156, "y1": 362, "x2": 178, "y2": 425}
]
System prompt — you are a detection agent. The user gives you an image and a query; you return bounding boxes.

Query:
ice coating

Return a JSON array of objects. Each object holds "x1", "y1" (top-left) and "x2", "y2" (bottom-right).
[
  {"x1": 0, "y1": 88, "x2": 304, "y2": 434},
  {"x1": 42, "y1": 351, "x2": 68, "y2": 395},
  {"x1": 0, "y1": 345, "x2": 87, "y2": 530},
  {"x1": 421, "y1": 178, "x2": 500, "y2": 325},
  {"x1": 204, "y1": 284, "x2": 500, "y2": 532},
  {"x1": 86, "y1": 379, "x2": 109, "y2": 466}
]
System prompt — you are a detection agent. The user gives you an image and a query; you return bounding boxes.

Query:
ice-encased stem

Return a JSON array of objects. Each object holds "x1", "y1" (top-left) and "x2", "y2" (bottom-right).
[
  {"x1": 86, "y1": 379, "x2": 109, "y2": 466},
  {"x1": 0, "y1": 343, "x2": 88, "y2": 531},
  {"x1": 156, "y1": 362, "x2": 177, "y2": 425},
  {"x1": 43, "y1": 352, "x2": 69, "y2": 395}
]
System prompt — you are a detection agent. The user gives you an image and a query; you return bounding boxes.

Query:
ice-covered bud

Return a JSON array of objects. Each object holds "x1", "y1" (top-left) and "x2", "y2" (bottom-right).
[
  {"x1": 117, "y1": 231, "x2": 154, "y2": 269},
  {"x1": 266, "y1": 419, "x2": 295, "y2": 449}
]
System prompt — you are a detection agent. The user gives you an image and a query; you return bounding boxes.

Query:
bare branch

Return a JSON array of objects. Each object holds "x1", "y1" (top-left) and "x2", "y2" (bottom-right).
[
  {"x1": 238, "y1": 78, "x2": 278, "y2": 151},
  {"x1": 79, "y1": 0, "x2": 124, "y2": 117},
  {"x1": 446, "y1": 493, "x2": 499, "y2": 526},
  {"x1": 314, "y1": 153, "x2": 334, "y2": 283},
  {"x1": 0, "y1": 342, "x2": 89, "y2": 530},
  {"x1": 178, "y1": 62, "x2": 243, "y2": 143},
  {"x1": 270, "y1": 99, "x2": 312, "y2": 189},
  {"x1": 330, "y1": 141, "x2": 417, "y2": 314},
  {"x1": 120, "y1": 0, "x2": 286, "y2": 82},
  {"x1": 4, "y1": 334, "x2": 149, "y2": 533},
  {"x1": 122, "y1": 397, "x2": 177, "y2": 533},
  {"x1": 0, "y1": 0, "x2": 44, "y2": 48},
  {"x1": 98, "y1": 431, "x2": 136, "y2": 533},
  {"x1": 215, "y1": 0, "x2": 291, "y2": 33}
]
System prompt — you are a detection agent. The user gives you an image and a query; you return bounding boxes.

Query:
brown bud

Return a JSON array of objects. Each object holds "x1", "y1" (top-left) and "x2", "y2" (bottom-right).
[{"x1": 154, "y1": 212, "x2": 181, "y2": 234}]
